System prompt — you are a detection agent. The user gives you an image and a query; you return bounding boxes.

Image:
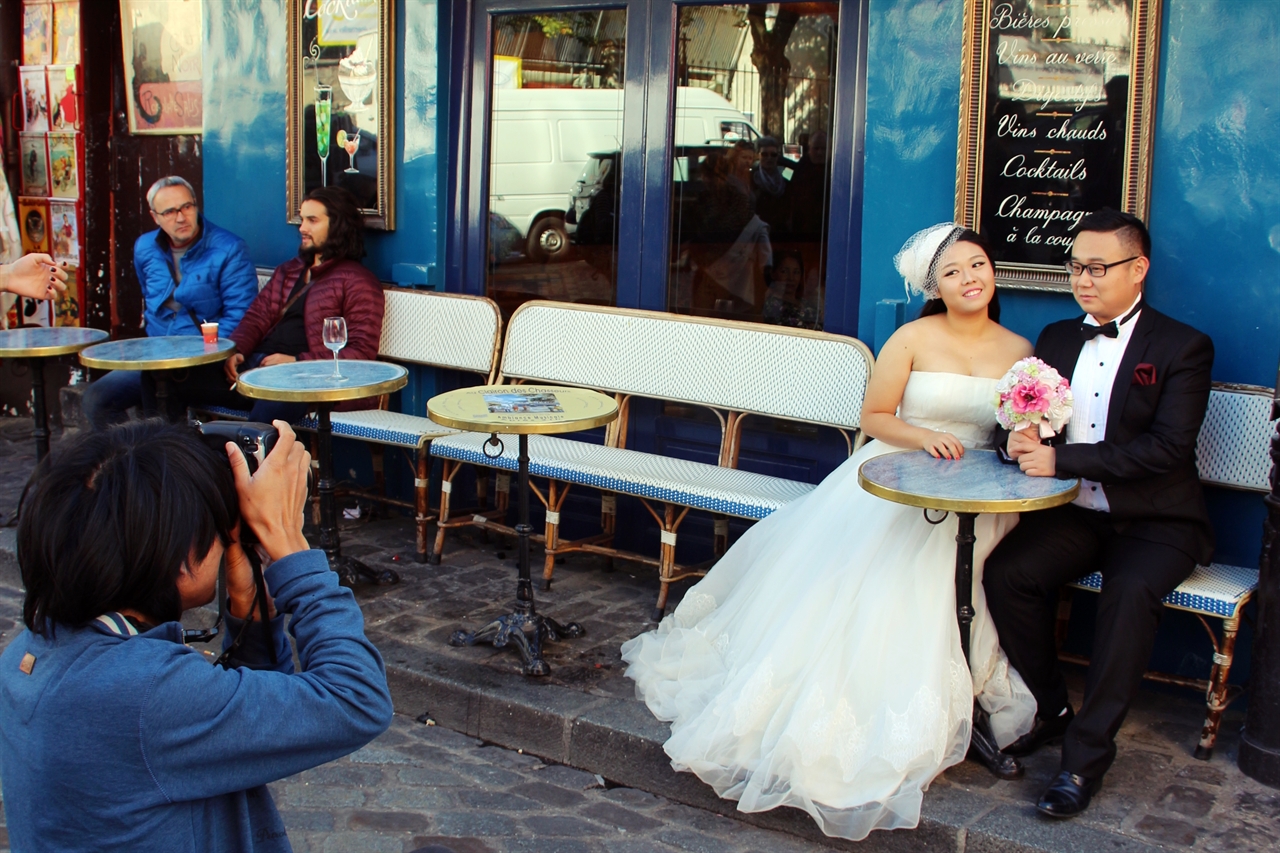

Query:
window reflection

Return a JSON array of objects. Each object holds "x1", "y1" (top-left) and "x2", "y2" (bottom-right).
[
  {"x1": 486, "y1": 11, "x2": 626, "y2": 319},
  {"x1": 668, "y1": 3, "x2": 836, "y2": 330}
]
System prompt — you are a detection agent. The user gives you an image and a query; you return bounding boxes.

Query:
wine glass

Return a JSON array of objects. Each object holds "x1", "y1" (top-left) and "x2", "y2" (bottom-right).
[
  {"x1": 323, "y1": 316, "x2": 348, "y2": 379},
  {"x1": 343, "y1": 129, "x2": 361, "y2": 174}
]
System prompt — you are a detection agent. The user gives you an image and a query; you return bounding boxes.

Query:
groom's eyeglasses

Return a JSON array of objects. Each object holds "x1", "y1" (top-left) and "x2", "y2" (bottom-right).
[{"x1": 1064, "y1": 257, "x2": 1138, "y2": 278}]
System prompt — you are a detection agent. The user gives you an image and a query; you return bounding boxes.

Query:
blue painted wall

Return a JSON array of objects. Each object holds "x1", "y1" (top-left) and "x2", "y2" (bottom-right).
[{"x1": 203, "y1": 0, "x2": 441, "y2": 283}]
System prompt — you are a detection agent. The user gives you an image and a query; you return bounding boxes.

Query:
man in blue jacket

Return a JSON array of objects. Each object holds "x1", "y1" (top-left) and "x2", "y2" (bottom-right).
[
  {"x1": 80, "y1": 176, "x2": 259, "y2": 429},
  {"x1": 0, "y1": 420, "x2": 394, "y2": 851}
]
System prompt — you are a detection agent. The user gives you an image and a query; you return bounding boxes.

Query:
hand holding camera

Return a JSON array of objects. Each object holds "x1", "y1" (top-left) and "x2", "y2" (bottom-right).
[{"x1": 224, "y1": 420, "x2": 312, "y2": 564}]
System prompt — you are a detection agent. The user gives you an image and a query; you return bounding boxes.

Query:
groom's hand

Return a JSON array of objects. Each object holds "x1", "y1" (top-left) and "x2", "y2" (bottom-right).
[
  {"x1": 1007, "y1": 429, "x2": 1042, "y2": 459},
  {"x1": 1017, "y1": 444, "x2": 1056, "y2": 477}
]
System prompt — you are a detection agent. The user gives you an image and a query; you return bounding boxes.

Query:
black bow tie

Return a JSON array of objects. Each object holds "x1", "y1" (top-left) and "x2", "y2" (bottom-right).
[
  {"x1": 1080, "y1": 301, "x2": 1142, "y2": 342},
  {"x1": 1080, "y1": 322, "x2": 1118, "y2": 342}
]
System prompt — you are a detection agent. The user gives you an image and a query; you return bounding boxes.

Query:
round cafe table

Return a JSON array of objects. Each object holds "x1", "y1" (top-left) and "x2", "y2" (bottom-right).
[
  {"x1": 236, "y1": 359, "x2": 408, "y2": 587},
  {"x1": 428, "y1": 385, "x2": 618, "y2": 676},
  {"x1": 79, "y1": 336, "x2": 237, "y2": 422},
  {"x1": 0, "y1": 327, "x2": 108, "y2": 461},
  {"x1": 859, "y1": 448, "x2": 1079, "y2": 777}
]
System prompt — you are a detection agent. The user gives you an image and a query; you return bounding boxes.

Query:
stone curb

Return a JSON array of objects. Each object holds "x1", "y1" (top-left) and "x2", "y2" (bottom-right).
[{"x1": 370, "y1": 631, "x2": 1162, "y2": 853}]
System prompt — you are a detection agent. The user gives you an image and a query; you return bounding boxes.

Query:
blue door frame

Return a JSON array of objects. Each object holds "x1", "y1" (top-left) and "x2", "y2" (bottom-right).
[{"x1": 444, "y1": 0, "x2": 870, "y2": 337}]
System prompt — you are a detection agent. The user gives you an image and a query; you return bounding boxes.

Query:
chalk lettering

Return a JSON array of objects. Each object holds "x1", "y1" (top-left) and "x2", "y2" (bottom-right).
[
  {"x1": 995, "y1": 195, "x2": 1088, "y2": 231},
  {"x1": 1046, "y1": 119, "x2": 1107, "y2": 141},
  {"x1": 1045, "y1": 53, "x2": 1072, "y2": 66},
  {"x1": 997, "y1": 113, "x2": 1037, "y2": 138},
  {"x1": 1074, "y1": 49, "x2": 1119, "y2": 67},
  {"x1": 304, "y1": 0, "x2": 362, "y2": 21},
  {"x1": 1051, "y1": 16, "x2": 1072, "y2": 40},
  {"x1": 1009, "y1": 79, "x2": 1104, "y2": 112},
  {"x1": 996, "y1": 40, "x2": 1038, "y2": 66},
  {"x1": 989, "y1": 3, "x2": 1051, "y2": 31},
  {"x1": 1000, "y1": 155, "x2": 1087, "y2": 181}
]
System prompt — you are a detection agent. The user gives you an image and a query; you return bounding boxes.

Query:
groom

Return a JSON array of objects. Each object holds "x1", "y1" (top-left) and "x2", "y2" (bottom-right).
[{"x1": 985, "y1": 209, "x2": 1214, "y2": 818}]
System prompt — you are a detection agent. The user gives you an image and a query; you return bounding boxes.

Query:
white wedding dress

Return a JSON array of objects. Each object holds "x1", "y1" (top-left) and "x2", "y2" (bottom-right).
[{"x1": 620, "y1": 372, "x2": 1037, "y2": 841}]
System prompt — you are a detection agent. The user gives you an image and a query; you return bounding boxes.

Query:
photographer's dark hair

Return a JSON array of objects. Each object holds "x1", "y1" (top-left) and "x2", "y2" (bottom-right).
[
  {"x1": 918, "y1": 229, "x2": 1002, "y2": 323},
  {"x1": 303, "y1": 186, "x2": 366, "y2": 262},
  {"x1": 1075, "y1": 207, "x2": 1151, "y2": 259},
  {"x1": 17, "y1": 421, "x2": 239, "y2": 635}
]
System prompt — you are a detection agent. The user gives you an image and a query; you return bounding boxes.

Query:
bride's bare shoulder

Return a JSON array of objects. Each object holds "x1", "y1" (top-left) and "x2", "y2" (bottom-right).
[{"x1": 991, "y1": 323, "x2": 1034, "y2": 358}]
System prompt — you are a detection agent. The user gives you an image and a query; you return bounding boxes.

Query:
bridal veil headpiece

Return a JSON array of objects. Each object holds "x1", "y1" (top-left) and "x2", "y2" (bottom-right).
[{"x1": 894, "y1": 222, "x2": 965, "y2": 299}]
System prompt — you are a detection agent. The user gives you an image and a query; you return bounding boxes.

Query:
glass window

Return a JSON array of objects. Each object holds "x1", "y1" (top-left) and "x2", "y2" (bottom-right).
[
  {"x1": 486, "y1": 11, "x2": 626, "y2": 319},
  {"x1": 668, "y1": 3, "x2": 837, "y2": 330}
]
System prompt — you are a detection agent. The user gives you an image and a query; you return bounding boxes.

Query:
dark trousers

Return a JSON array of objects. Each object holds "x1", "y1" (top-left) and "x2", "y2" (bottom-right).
[
  {"x1": 984, "y1": 503, "x2": 1196, "y2": 779},
  {"x1": 140, "y1": 362, "x2": 310, "y2": 425}
]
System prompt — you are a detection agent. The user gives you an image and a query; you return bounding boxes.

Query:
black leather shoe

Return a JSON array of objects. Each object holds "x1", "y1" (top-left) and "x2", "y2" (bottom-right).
[
  {"x1": 1004, "y1": 706, "x2": 1074, "y2": 757},
  {"x1": 967, "y1": 704, "x2": 1024, "y2": 780},
  {"x1": 1036, "y1": 770, "x2": 1101, "y2": 818}
]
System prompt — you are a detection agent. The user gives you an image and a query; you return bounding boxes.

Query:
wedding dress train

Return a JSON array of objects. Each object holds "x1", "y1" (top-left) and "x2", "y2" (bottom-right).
[{"x1": 620, "y1": 372, "x2": 1037, "y2": 840}]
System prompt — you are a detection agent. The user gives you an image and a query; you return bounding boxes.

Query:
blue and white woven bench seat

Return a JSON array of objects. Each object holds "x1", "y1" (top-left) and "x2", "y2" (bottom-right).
[
  {"x1": 297, "y1": 410, "x2": 458, "y2": 449},
  {"x1": 1070, "y1": 563, "x2": 1258, "y2": 619},
  {"x1": 198, "y1": 405, "x2": 253, "y2": 420},
  {"x1": 429, "y1": 432, "x2": 815, "y2": 520}
]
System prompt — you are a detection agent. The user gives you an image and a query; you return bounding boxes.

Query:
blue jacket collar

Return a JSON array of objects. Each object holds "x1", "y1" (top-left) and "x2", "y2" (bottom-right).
[{"x1": 151, "y1": 215, "x2": 210, "y2": 261}]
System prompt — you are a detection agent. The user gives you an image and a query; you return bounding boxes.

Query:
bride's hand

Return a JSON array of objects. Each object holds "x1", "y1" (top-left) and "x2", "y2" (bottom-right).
[{"x1": 922, "y1": 431, "x2": 965, "y2": 460}]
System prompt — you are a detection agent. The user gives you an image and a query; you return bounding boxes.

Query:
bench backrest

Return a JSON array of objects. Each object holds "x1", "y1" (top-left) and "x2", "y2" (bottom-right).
[
  {"x1": 379, "y1": 289, "x2": 502, "y2": 382},
  {"x1": 1196, "y1": 383, "x2": 1276, "y2": 493},
  {"x1": 498, "y1": 301, "x2": 874, "y2": 431}
]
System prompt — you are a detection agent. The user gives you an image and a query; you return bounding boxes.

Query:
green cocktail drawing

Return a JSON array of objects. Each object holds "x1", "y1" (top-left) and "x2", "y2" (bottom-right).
[{"x1": 315, "y1": 85, "x2": 333, "y2": 187}]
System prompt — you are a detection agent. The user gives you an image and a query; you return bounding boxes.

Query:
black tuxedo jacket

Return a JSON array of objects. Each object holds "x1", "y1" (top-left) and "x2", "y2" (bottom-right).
[{"x1": 1025, "y1": 305, "x2": 1215, "y2": 564}]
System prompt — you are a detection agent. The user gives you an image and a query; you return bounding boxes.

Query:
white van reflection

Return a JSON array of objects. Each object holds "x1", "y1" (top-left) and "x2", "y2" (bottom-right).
[{"x1": 489, "y1": 87, "x2": 759, "y2": 263}]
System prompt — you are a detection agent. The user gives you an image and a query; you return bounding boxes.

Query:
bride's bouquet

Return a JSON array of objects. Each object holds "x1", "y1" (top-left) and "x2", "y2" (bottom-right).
[{"x1": 994, "y1": 357, "x2": 1073, "y2": 439}]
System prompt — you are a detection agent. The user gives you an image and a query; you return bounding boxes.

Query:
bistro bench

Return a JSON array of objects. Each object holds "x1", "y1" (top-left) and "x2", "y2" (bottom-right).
[
  {"x1": 201, "y1": 287, "x2": 502, "y2": 562},
  {"x1": 1057, "y1": 382, "x2": 1274, "y2": 760},
  {"x1": 427, "y1": 301, "x2": 875, "y2": 619}
]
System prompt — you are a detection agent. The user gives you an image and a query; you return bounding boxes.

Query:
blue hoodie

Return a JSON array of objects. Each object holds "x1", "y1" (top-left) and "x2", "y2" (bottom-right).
[
  {"x1": 134, "y1": 216, "x2": 260, "y2": 337},
  {"x1": 0, "y1": 550, "x2": 393, "y2": 852}
]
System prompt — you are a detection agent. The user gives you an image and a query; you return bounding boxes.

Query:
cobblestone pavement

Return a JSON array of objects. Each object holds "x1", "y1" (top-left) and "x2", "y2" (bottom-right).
[{"x1": 2, "y1": 419, "x2": 1279, "y2": 852}]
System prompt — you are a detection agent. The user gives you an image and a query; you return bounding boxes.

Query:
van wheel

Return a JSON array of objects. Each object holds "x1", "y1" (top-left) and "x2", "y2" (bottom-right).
[{"x1": 527, "y1": 216, "x2": 571, "y2": 263}]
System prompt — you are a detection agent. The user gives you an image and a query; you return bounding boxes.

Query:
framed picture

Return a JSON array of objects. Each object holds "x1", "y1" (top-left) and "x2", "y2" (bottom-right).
[
  {"x1": 48, "y1": 133, "x2": 80, "y2": 199},
  {"x1": 49, "y1": 200, "x2": 80, "y2": 265},
  {"x1": 19, "y1": 67, "x2": 50, "y2": 132},
  {"x1": 119, "y1": 0, "x2": 204, "y2": 134},
  {"x1": 19, "y1": 133, "x2": 50, "y2": 197},
  {"x1": 18, "y1": 198, "x2": 51, "y2": 256},
  {"x1": 48, "y1": 65, "x2": 81, "y2": 131},
  {"x1": 53, "y1": 1, "x2": 81, "y2": 65},
  {"x1": 22, "y1": 2, "x2": 53, "y2": 66},
  {"x1": 955, "y1": 0, "x2": 1161, "y2": 291},
  {"x1": 287, "y1": 0, "x2": 395, "y2": 229}
]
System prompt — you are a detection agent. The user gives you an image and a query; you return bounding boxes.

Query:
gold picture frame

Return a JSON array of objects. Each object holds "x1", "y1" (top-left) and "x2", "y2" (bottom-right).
[
  {"x1": 955, "y1": 0, "x2": 1161, "y2": 291},
  {"x1": 287, "y1": 0, "x2": 395, "y2": 230}
]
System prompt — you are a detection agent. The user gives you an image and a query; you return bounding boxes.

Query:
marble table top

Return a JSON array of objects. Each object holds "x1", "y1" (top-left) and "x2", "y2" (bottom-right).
[
  {"x1": 236, "y1": 359, "x2": 408, "y2": 403},
  {"x1": 858, "y1": 448, "x2": 1079, "y2": 514},
  {"x1": 427, "y1": 385, "x2": 618, "y2": 435},
  {"x1": 0, "y1": 327, "x2": 108, "y2": 358},
  {"x1": 79, "y1": 336, "x2": 236, "y2": 370}
]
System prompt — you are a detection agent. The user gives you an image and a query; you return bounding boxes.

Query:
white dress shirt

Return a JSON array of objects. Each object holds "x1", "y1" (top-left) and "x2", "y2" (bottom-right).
[{"x1": 1066, "y1": 294, "x2": 1143, "y2": 511}]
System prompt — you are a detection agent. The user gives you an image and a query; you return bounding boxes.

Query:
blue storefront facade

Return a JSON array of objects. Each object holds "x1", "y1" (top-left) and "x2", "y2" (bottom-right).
[{"x1": 202, "y1": 0, "x2": 1279, "y2": 683}]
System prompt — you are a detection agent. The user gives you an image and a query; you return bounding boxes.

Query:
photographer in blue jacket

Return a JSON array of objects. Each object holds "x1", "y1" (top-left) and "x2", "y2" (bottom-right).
[
  {"x1": 0, "y1": 420, "x2": 393, "y2": 851},
  {"x1": 81, "y1": 175, "x2": 260, "y2": 429}
]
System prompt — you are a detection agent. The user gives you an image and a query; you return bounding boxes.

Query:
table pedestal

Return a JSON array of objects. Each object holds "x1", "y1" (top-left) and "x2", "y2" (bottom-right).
[
  {"x1": 450, "y1": 433, "x2": 583, "y2": 676},
  {"x1": 316, "y1": 405, "x2": 400, "y2": 587},
  {"x1": 27, "y1": 359, "x2": 50, "y2": 462},
  {"x1": 952, "y1": 511, "x2": 1023, "y2": 779}
]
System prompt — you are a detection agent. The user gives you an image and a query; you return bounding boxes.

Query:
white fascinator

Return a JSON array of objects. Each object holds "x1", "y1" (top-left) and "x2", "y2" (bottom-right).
[{"x1": 893, "y1": 223, "x2": 965, "y2": 299}]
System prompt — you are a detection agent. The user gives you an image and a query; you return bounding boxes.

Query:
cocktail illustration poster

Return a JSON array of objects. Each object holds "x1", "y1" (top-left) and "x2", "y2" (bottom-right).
[
  {"x1": 119, "y1": 0, "x2": 204, "y2": 134},
  {"x1": 299, "y1": 0, "x2": 380, "y2": 211}
]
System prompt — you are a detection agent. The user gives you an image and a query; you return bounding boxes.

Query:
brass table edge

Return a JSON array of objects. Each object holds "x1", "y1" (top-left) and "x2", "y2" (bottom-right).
[
  {"x1": 857, "y1": 462, "x2": 1080, "y2": 514},
  {"x1": 0, "y1": 341, "x2": 110, "y2": 358},
  {"x1": 79, "y1": 342, "x2": 237, "y2": 371},
  {"x1": 425, "y1": 407, "x2": 618, "y2": 435},
  {"x1": 237, "y1": 370, "x2": 409, "y2": 403}
]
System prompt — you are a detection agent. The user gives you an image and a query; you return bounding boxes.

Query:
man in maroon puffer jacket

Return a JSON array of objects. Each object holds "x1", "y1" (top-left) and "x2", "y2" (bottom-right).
[{"x1": 156, "y1": 186, "x2": 385, "y2": 423}]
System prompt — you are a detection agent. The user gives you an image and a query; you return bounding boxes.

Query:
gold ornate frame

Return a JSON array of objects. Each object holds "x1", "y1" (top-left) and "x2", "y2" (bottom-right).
[
  {"x1": 286, "y1": 0, "x2": 396, "y2": 230},
  {"x1": 955, "y1": 0, "x2": 1161, "y2": 291}
]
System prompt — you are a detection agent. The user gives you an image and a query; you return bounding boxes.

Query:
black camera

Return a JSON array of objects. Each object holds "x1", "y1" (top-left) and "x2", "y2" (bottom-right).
[{"x1": 196, "y1": 421, "x2": 279, "y2": 475}]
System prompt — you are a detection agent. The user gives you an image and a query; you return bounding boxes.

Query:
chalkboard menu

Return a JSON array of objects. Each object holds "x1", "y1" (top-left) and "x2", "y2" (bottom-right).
[{"x1": 956, "y1": 1, "x2": 1161, "y2": 290}]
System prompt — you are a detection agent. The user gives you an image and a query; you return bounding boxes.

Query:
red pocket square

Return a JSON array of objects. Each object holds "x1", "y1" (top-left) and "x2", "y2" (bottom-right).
[{"x1": 1133, "y1": 363, "x2": 1157, "y2": 386}]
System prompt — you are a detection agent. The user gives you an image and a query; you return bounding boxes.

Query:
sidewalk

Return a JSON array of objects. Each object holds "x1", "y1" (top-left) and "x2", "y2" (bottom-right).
[{"x1": 1, "y1": 420, "x2": 1276, "y2": 851}]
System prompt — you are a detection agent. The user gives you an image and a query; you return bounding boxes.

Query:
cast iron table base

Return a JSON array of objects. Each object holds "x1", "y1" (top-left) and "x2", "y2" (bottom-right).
[{"x1": 449, "y1": 433, "x2": 584, "y2": 675}]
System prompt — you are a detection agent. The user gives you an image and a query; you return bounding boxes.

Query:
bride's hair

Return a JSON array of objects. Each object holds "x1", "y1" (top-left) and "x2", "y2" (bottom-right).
[{"x1": 918, "y1": 229, "x2": 1001, "y2": 323}]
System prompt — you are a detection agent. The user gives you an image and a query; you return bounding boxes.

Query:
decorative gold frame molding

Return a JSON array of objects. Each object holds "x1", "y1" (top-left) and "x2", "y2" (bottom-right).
[
  {"x1": 955, "y1": 0, "x2": 1161, "y2": 292},
  {"x1": 286, "y1": 0, "x2": 396, "y2": 230}
]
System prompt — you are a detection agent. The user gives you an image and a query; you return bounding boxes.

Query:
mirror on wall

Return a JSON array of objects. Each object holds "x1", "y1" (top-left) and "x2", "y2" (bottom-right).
[
  {"x1": 287, "y1": 0, "x2": 395, "y2": 229},
  {"x1": 956, "y1": 0, "x2": 1161, "y2": 290}
]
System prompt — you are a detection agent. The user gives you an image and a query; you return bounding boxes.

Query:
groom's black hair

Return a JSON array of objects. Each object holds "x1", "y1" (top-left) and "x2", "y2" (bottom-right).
[
  {"x1": 1075, "y1": 208, "x2": 1151, "y2": 259},
  {"x1": 918, "y1": 229, "x2": 1001, "y2": 323}
]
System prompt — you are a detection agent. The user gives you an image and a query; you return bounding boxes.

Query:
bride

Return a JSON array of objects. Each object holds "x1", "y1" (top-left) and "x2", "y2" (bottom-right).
[{"x1": 621, "y1": 224, "x2": 1038, "y2": 841}]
